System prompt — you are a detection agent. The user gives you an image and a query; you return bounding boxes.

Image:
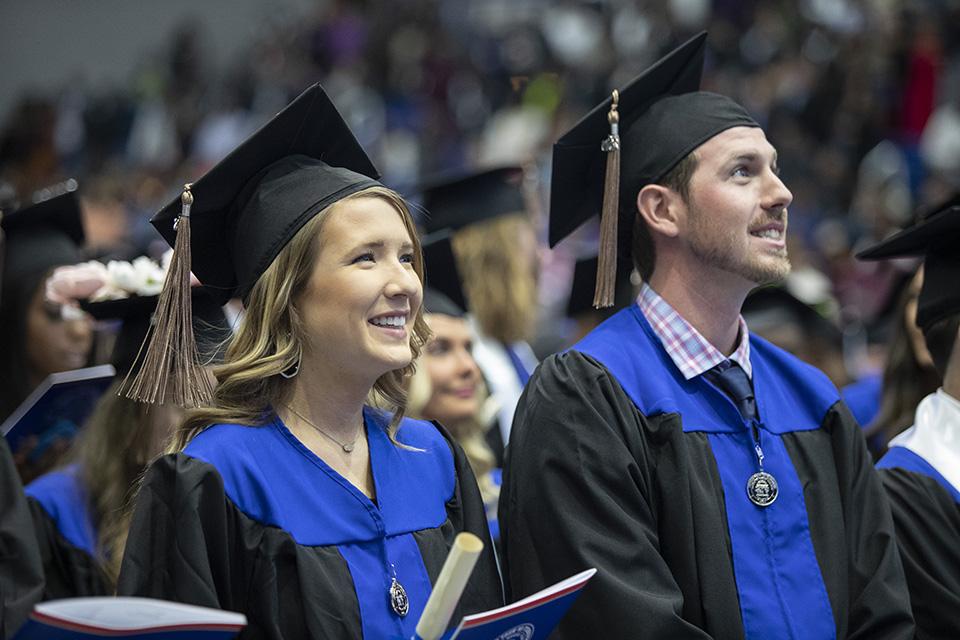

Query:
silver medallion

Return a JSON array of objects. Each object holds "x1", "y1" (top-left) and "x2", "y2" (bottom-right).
[
  {"x1": 746, "y1": 471, "x2": 778, "y2": 507},
  {"x1": 389, "y1": 577, "x2": 409, "y2": 617}
]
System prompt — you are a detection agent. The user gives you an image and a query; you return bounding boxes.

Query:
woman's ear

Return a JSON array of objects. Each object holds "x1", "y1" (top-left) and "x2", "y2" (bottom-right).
[{"x1": 636, "y1": 185, "x2": 683, "y2": 239}]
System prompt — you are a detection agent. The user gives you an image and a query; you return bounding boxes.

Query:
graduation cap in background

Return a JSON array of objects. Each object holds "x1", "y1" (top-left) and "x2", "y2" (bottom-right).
[
  {"x1": 857, "y1": 198, "x2": 960, "y2": 332},
  {"x1": 82, "y1": 288, "x2": 231, "y2": 379},
  {"x1": 566, "y1": 256, "x2": 636, "y2": 319},
  {"x1": 1, "y1": 180, "x2": 84, "y2": 287},
  {"x1": 742, "y1": 286, "x2": 843, "y2": 347},
  {"x1": 549, "y1": 31, "x2": 758, "y2": 308},
  {"x1": 420, "y1": 166, "x2": 527, "y2": 234},
  {"x1": 421, "y1": 230, "x2": 469, "y2": 318},
  {"x1": 127, "y1": 83, "x2": 383, "y2": 407}
]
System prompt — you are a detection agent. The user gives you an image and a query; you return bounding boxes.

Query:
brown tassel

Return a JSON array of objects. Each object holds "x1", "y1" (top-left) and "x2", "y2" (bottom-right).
[
  {"x1": 122, "y1": 184, "x2": 214, "y2": 407},
  {"x1": 594, "y1": 89, "x2": 621, "y2": 309}
]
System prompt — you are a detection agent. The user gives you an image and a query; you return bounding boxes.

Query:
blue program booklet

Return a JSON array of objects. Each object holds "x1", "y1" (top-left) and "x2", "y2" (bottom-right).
[
  {"x1": 13, "y1": 597, "x2": 246, "y2": 639},
  {"x1": 437, "y1": 568, "x2": 596, "y2": 640},
  {"x1": 1, "y1": 365, "x2": 115, "y2": 457}
]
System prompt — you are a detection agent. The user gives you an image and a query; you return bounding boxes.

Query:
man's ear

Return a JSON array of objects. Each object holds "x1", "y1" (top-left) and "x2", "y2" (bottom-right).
[{"x1": 636, "y1": 184, "x2": 682, "y2": 239}]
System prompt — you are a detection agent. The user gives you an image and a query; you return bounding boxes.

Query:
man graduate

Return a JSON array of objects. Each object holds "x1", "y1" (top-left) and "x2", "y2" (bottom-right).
[
  {"x1": 499, "y1": 32, "x2": 914, "y2": 639},
  {"x1": 859, "y1": 201, "x2": 960, "y2": 637}
]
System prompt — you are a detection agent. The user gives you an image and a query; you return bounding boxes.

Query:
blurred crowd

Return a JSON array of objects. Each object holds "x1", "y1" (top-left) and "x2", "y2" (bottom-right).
[{"x1": 2, "y1": 0, "x2": 959, "y2": 386}]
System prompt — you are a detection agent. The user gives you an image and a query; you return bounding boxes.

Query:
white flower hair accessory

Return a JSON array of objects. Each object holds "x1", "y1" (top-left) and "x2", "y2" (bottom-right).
[{"x1": 45, "y1": 250, "x2": 199, "y2": 307}]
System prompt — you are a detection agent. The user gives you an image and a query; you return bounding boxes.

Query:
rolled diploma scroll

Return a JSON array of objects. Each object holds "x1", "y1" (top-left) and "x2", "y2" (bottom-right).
[{"x1": 414, "y1": 532, "x2": 484, "y2": 640}]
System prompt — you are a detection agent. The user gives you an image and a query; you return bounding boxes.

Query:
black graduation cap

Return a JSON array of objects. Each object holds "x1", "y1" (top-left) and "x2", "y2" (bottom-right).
[
  {"x1": 565, "y1": 256, "x2": 635, "y2": 319},
  {"x1": 549, "y1": 31, "x2": 758, "y2": 307},
  {"x1": 857, "y1": 199, "x2": 960, "y2": 331},
  {"x1": 1, "y1": 180, "x2": 84, "y2": 285},
  {"x1": 128, "y1": 83, "x2": 382, "y2": 407},
  {"x1": 421, "y1": 230, "x2": 469, "y2": 318},
  {"x1": 151, "y1": 84, "x2": 381, "y2": 304},
  {"x1": 742, "y1": 286, "x2": 842, "y2": 346},
  {"x1": 420, "y1": 166, "x2": 526, "y2": 234},
  {"x1": 82, "y1": 288, "x2": 230, "y2": 377}
]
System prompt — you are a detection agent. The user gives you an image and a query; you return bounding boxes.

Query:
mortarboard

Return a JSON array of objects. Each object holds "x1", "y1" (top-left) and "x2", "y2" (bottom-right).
[
  {"x1": 127, "y1": 83, "x2": 384, "y2": 407},
  {"x1": 857, "y1": 198, "x2": 960, "y2": 331},
  {"x1": 742, "y1": 286, "x2": 842, "y2": 346},
  {"x1": 549, "y1": 31, "x2": 758, "y2": 307},
  {"x1": 83, "y1": 288, "x2": 230, "y2": 378},
  {"x1": 1, "y1": 180, "x2": 84, "y2": 286},
  {"x1": 421, "y1": 230, "x2": 469, "y2": 318},
  {"x1": 565, "y1": 256, "x2": 635, "y2": 319},
  {"x1": 420, "y1": 167, "x2": 527, "y2": 234}
]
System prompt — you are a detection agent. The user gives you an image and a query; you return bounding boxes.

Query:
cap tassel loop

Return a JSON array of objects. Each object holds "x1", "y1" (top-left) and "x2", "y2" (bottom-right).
[
  {"x1": 122, "y1": 184, "x2": 214, "y2": 407},
  {"x1": 594, "y1": 89, "x2": 621, "y2": 309}
]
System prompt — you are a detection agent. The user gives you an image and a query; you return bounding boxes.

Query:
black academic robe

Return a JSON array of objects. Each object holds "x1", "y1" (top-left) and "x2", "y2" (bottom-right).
[
  {"x1": 500, "y1": 305, "x2": 913, "y2": 639},
  {"x1": 117, "y1": 408, "x2": 503, "y2": 639},
  {"x1": 878, "y1": 446, "x2": 960, "y2": 638},
  {"x1": 0, "y1": 439, "x2": 44, "y2": 639},
  {"x1": 23, "y1": 465, "x2": 111, "y2": 599}
]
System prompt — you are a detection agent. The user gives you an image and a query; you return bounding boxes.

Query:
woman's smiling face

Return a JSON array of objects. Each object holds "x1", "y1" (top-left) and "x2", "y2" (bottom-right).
[{"x1": 420, "y1": 312, "x2": 482, "y2": 424}]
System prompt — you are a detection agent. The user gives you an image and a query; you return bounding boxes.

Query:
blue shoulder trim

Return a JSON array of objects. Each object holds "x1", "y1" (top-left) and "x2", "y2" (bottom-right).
[
  {"x1": 24, "y1": 464, "x2": 97, "y2": 556},
  {"x1": 878, "y1": 446, "x2": 960, "y2": 504},
  {"x1": 183, "y1": 407, "x2": 455, "y2": 546},
  {"x1": 574, "y1": 304, "x2": 840, "y2": 434}
]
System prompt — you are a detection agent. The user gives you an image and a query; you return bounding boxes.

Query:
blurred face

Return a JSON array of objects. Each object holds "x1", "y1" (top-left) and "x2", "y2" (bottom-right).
[
  {"x1": 683, "y1": 127, "x2": 793, "y2": 287},
  {"x1": 420, "y1": 313, "x2": 481, "y2": 423},
  {"x1": 905, "y1": 267, "x2": 935, "y2": 369},
  {"x1": 25, "y1": 282, "x2": 93, "y2": 382},
  {"x1": 297, "y1": 197, "x2": 423, "y2": 382}
]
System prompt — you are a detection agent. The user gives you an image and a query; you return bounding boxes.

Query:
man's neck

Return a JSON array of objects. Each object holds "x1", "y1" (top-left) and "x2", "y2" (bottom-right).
[{"x1": 648, "y1": 267, "x2": 751, "y2": 356}]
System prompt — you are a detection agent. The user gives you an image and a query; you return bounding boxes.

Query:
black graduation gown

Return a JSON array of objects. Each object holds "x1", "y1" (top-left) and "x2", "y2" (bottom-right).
[
  {"x1": 0, "y1": 439, "x2": 44, "y2": 639},
  {"x1": 23, "y1": 465, "x2": 111, "y2": 599},
  {"x1": 500, "y1": 305, "x2": 913, "y2": 639},
  {"x1": 117, "y1": 408, "x2": 503, "y2": 639},
  {"x1": 877, "y1": 445, "x2": 960, "y2": 638}
]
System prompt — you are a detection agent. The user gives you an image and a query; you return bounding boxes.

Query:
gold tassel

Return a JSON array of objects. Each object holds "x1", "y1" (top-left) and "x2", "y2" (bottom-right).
[
  {"x1": 594, "y1": 89, "x2": 620, "y2": 309},
  {"x1": 122, "y1": 184, "x2": 214, "y2": 407}
]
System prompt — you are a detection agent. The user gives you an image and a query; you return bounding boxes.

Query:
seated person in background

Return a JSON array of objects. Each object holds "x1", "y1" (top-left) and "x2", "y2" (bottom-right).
[
  {"x1": 116, "y1": 85, "x2": 502, "y2": 640},
  {"x1": 0, "y1": 184, "x2": 94, "y2": 482},
  {"x1": 500, "y1": 32, "x2": 913, "y2": 639},
  {"x1": 408, "y1": 234, "x2": 500, "y2": 539},
  {"x1": 23, "y1": 265, "x2": 229, "y2": 599},
  {"x1": 420, "y1": 167, "x2": 540, "y2": 466},
  {"x1": 858, "y1": 200, "x2": 960, "y2": 636}
]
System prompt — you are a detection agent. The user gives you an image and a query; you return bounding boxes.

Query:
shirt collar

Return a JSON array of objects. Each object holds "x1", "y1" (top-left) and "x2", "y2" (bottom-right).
[{"x1": 637, "y1": 282, "x2": 752, "y2": 380}]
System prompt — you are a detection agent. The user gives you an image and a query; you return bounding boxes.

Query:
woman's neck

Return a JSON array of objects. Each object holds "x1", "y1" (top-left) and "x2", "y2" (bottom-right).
[{"x1": 283, "y1": 353, "x2": 372, "y2": 440}]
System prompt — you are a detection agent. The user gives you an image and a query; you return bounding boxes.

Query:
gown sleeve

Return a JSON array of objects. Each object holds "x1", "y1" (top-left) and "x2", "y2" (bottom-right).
[
  {"x1": 824, "y1": 404, "x2": 915, "y2": 638},
  {"x1": 25, "y1": 499, "x2": 110, "y2": 599},
  {"x1": 116, "y1": 453, "x2": 255, "y2": 611},
  {"x1": 879, "y1": 466, "x2": 960, "y2": 638},
  {"x1": 0, "y1": 439, "x2": 44, "y2": 639},
  {"x1": 499, "y1": 352, "x2": 713, "y2": 640}
]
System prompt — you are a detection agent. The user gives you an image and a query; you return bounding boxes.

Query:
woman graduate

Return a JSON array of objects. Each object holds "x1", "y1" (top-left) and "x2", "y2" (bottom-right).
[
  {"x1": 420, "y1": 168, "x2": 540, "y2": 465},
  {"x1": 858, "y1": 200, "x2": 960, "y2": 636},
  {"x1": 116, "y1": 84, "x2": 503, "y2": 639},
  {"x1": 0, "y1": 183, "x2": 94, "y2": 480},
  {"x1": 23, "y1": 270, "x2": 230, "y2": 599},
  {"x1": 408, "y1": 234, "x2": 500, "y2": 538}
]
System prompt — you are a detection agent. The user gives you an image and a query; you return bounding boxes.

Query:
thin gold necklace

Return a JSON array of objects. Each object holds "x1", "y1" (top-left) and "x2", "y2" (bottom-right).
[{"x1": 284, "y1": 404, "x2": 361, "y2": 453}]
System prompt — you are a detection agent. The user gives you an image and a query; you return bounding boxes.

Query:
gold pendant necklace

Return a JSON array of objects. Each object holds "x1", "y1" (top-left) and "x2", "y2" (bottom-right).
[{"x1": 284, "y1": 404, "x2": 361, "y2": 453}]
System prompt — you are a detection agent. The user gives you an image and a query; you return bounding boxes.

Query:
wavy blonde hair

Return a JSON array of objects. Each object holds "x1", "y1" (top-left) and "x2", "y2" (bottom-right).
[
  {"x1": 452, "y1": 213, "x2": 538, "y2": 344},
  {"x1": 172, "y1": 186, "x2": 430, "y2": 451}
]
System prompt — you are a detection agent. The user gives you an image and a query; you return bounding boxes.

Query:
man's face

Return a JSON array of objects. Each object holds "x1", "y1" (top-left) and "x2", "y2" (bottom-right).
[{"x1": 681, "y1": 126, "x2": 793, "y2": 287}]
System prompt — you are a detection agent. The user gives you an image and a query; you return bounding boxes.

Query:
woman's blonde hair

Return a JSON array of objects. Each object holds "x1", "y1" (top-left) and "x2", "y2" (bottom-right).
[
  {"x1": 172, "y1": 186, "x2": 430, "y2": 450},
  {"x1": 452, "y1": 213, "x2": 538, "y2": 344}
]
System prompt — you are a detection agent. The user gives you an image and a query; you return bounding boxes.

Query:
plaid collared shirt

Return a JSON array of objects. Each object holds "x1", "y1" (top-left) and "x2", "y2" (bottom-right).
[{"x1": 637, "y1": 282, "x2": 752, "y2": 380}]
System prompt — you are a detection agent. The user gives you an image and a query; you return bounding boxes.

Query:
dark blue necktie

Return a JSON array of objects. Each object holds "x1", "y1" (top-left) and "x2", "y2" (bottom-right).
[{"x1": 707, "y1": 361, "x2": 757, "y2": 422}]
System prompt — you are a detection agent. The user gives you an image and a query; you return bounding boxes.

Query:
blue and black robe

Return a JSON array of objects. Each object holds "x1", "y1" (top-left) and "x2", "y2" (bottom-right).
[
  {"x1": 117, "y1": 408, "x2": 503, "y2": 639},
  {"x1": 500, "y1": 304, "x2": 913, "y2": 639}
]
